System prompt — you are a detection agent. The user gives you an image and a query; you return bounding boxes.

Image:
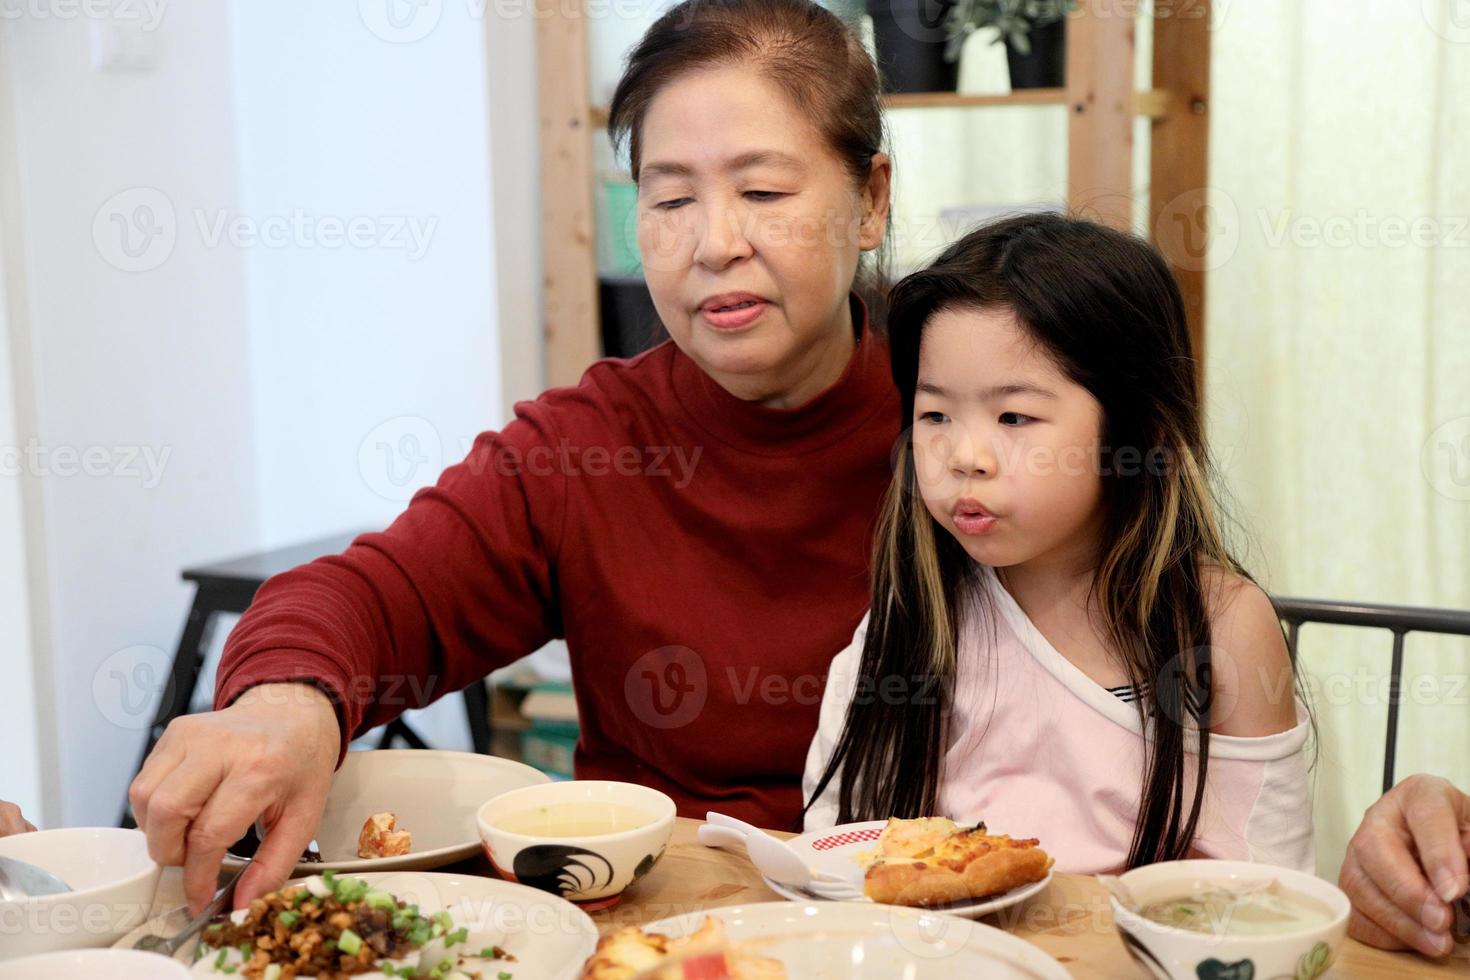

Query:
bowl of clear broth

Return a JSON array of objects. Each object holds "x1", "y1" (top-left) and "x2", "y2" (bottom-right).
[
  {"x1": 476, "y1": 780, "x2": 676, "y2": 910},
  {"x1": 1107, "y1": 860, "x2": 1350, "y2": 980}
]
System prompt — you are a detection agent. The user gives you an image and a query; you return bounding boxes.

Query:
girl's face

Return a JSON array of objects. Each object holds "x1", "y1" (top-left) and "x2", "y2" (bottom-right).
[
  {"x1": 635, "y1": 65, "x2": 889, "y2": 405},
  {"x1": 912, "y1": 306, "x2": 1106, "y2": 574}
]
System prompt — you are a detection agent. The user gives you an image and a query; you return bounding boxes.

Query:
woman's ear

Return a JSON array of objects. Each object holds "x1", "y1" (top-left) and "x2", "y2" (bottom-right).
[{"x1": 859, "y1": 152, "x2": 892, "y2": 252}]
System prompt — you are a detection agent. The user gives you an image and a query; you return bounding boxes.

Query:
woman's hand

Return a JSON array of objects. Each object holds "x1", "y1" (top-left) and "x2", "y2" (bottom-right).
[
  {"x1": 0, "y1": 800, "x2": 36, "y2": 836},
  {"x1": 1339, "y1": 774, "x2": 1469, "y2": 958},
  {"x1": 127, "y1": 682, "x2": 341, "y2": 913}
]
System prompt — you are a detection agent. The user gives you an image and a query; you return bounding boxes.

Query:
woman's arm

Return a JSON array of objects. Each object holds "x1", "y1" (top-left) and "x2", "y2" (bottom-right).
[
  {"x1": 801, "y1": 614, "x2": 867, "y2": 831},
  {"x1": 132, "y1": 403, "x2": 569, "y2": 912}
]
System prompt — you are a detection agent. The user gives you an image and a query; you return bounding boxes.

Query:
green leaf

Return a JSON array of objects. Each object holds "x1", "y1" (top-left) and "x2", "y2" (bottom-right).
[{"x1": 1295, "y1": 942, "x2": 1332, "y2": 980}]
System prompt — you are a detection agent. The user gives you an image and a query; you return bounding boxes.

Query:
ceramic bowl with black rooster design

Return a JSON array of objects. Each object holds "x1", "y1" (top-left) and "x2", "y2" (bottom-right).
[
  {"x1": 1108, "y1": 859, "x2": 1350, "y2": 980},
  {"x1": 476, "y1": 780, "x2": 676, "y2": 911}
]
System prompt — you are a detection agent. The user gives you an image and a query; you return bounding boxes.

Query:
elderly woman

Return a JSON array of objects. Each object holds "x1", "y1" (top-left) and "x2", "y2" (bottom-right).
[{"x1": 131, "y1": 0, "x2": 899, "y2": 914}]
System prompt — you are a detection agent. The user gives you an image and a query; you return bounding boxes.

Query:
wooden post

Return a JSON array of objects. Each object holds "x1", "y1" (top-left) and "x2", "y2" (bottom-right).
[
  {"x1": 536, "y1": 0, "x2": 601, "y2": 389},
  {"x1": 1148, "y1": 0, "x2": 1213, "y2": 373},
  {"x1": 1065, "y1": 0, "x2": 1136, "y2": 230}
]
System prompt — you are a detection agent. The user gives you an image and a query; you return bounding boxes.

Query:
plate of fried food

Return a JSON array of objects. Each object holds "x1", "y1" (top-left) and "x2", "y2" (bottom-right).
[
  {"x1": 117, "y1": 869, "x2": 598, "y2": 980},
  {"x1": 223, "y1": 750, "x2": 551, "y2": 875},
  {"x1": 580, "y1": 901, "x2": 1069, "y2": 979},
  {"x1": 762, "y1": 817, "x2": 1054, "y2": 919}
]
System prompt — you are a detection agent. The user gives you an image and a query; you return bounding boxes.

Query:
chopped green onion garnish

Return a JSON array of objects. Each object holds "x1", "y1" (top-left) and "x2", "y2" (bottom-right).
[
  {"x1": 364, "y1": 888, "x2": 396, "y2": 910},
  {"x1": 213, "y1": 949, "x2": 228, "y2": 970},
  {"x1": 277, "y1": 910, "x2": 300, "y2": 928},
  {"x1": 444, "y1": 926, "x2": 468, "y2": 946},
  {"x1": 338, "y1": 928, "x2": 363, "y2": 956}
]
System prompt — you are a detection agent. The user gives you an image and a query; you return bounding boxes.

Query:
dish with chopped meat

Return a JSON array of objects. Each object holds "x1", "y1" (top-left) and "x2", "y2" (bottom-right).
[{"x1": 115, "y1": 871, "x2": 597, "y2": 980}]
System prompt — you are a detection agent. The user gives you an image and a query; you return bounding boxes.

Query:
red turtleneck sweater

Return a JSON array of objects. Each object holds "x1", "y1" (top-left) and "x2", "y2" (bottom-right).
[{"x1": 216, "y1": 298, "x2": 899, "y2": 829}]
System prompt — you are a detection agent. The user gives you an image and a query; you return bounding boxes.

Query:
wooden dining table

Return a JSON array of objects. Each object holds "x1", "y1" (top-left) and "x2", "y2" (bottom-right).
[{"x1": 149, "y1": 817, "x2": 1464, "y2": 978}]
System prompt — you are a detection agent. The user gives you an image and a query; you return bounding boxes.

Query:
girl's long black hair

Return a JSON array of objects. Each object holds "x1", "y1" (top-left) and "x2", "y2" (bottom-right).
[{"x1": 806, "y1": 212, "x2": 1299, "y2": 867}]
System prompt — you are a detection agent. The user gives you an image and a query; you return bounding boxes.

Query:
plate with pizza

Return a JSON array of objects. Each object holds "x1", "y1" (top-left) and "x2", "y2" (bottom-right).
[
  {"x1": 764, "y1": 817, "x2": 1054, "y2": 919},
  {"x1": 583, "y1": 901, "x2": 1070, "y2": 979}
]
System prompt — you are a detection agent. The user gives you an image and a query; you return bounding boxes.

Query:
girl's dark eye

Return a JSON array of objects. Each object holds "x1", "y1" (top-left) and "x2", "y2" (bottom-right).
[
  {"x1": 919, "y1": 411, "x2": 949, "y2": 425},
  {"x1": 655, "y1": 198, "x2": 691, "y2": 211},
  {"x1": 1000, "y1": 412, "x2": 1035, "y2": 426},
  {"x1": 744, "y1": 191, "x2": 785, "y2": 202}
]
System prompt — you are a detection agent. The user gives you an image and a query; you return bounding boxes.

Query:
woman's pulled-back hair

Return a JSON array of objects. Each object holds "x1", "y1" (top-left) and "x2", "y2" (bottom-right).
[{"x1": 606, "y1": 0, "x2": 891, "y2": 320}]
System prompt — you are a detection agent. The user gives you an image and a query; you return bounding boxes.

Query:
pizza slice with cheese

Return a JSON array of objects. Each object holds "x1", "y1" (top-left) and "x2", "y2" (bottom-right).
[
  {"x1": 580, "y1": 916, "x2": 786, "y2": 980},
  {"x1": 859, "y1": 816, "x2": 1053, "y2": 907}
]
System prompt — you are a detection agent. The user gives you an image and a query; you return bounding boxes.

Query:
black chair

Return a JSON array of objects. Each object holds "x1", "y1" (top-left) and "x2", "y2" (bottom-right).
[
  {"x1": 119, "y1": 532, "x2": 493, "y2": 828},
  {"x1": 1272, "y1": 594, "x2": 1470, "y2": 795}
]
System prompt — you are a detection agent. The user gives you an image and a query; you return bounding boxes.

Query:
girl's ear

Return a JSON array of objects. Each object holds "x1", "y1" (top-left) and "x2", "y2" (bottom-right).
[{"x1": 859, "y1": 152, "x2": 892, "y2": 252}]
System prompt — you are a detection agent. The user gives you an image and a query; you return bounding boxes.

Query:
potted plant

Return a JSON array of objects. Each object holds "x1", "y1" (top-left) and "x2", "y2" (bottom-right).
[
  {"x1": 867, "y1": 0, "x2": 961, "y2": 93},
  {"x1": 943, "y1": 0, "x2": 1076, "y2": 89}
]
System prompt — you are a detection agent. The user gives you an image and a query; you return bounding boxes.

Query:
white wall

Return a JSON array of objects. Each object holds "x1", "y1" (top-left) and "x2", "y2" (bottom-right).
[
  {"x1": 3, "y1": 0, "x2": 520, "y2": 824},
  {"x1": 5, "y1": 5, "x2": 259, "y2": 827},
  {"x1": 227, "y1": 3, "x2": 501, "y2": 550},
  {"x1": 226, "y1": 2, "x2": 502, "y2": 749},
  {"x1": 0, "y1": 46, "x2": 45, "y2": 817}
]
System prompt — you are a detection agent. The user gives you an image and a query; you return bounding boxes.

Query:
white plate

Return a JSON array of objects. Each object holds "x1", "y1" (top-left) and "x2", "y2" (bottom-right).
[
  {"x1": 641, "y1": 901, "x2": 1070, "y2": 979},
  {"x1": 113, "y1": 871, "x2": 599, "y2": 980},
  {"x1": 223, "y1": 750, "x2": 550, "y2": 874},
  {"x1": 763, "y1": 821, "x2": 1053, "y2": 919}
]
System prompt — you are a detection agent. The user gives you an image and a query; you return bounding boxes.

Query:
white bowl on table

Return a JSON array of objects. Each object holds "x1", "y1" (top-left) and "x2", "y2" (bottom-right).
[
  {"x1": 0, "y1": 828, "x2": 161, "y2": 960},
  {"x1": 0, "y1": 948, "x2": 190, "y2": 979},
  {"x1": 220, "y1": 749, "x2": 551, "y2": 874},
  {"x1": 476, "y1": 780, "x2": 676, "y2": 911},
  {"x1": 1108, "y1": 859, "x2": 1350, "y2": 980}
]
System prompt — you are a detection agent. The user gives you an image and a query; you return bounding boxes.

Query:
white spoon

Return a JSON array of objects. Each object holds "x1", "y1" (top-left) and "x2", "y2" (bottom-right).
[{"x1": 699, "y1": 815, "x2": 864, "y2": 901}]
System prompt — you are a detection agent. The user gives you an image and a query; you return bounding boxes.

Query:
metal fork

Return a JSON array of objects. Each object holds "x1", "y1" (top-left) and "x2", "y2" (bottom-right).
[{"x1": 132, "y1": 858, "x2": 251, "y2": 959}]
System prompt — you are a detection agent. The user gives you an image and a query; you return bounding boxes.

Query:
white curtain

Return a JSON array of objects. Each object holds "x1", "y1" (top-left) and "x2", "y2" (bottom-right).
[{"x1": 1206, "y1": 0, "x2": 1470, "y2": 881}]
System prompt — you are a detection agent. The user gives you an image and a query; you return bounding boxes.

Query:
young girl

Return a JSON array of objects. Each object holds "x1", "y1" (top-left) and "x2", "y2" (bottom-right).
[{"x1": 803, "y1": 214, "x2": 1314, "y2": 873}]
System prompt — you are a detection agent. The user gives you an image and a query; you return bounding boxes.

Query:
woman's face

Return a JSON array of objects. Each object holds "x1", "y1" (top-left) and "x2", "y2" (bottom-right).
[
  {"x1": 635, "y1": 65, "x2": 889, "y2": 405},
  {"x1": 911, "y1": 306, "x2": 1106, "y2": 574}
]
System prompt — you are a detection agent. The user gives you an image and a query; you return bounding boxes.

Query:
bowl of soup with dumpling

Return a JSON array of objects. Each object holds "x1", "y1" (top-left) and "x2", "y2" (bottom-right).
[{"x1": 1107, "y1": 860, "x2": 1349, "y2": 980}]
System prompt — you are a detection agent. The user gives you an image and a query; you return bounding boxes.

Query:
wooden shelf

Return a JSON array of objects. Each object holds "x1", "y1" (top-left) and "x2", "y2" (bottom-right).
[
  {"x1": 588, "y1": 89, "x2": 1169, "y2": 128},
  {"x1": 545, "y1": 0, "x2": 1213, "y2": 388}
]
